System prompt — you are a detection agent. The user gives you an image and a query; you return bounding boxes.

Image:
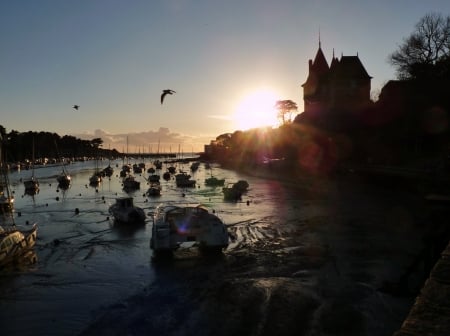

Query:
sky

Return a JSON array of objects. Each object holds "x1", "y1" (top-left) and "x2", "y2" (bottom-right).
[{"x1": 1, "y1": 1, "x2": 449, "y2": 153}]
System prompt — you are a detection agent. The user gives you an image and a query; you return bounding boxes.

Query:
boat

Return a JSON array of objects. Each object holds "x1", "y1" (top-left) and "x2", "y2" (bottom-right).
[
  {"x1": 132, "y1": 163, "x2": 143, "y2": 174},
  {"x1": 148, "y1": 174, "x2": 160, "y2": 183},
  {"x1": 0, "y1": 191, "x2": 14, "y2": 214},
  {"x1": 24, "y1": 176, "x2": 39, "y2": 193},
  {"x1": 150, "y1": 204, "x2": 229, "y2": 256},
  {"x1": 222, "y1": 180, "x2": 249, "y2": 201},
  {"x1": 102, "y1": 164, "x2": 114, "y2": 177},
  {"x1": 175, "y1": 172, "x2": 196, "y2": 187},
  {"x1": 0, "y1": 138, "x2": 14, "y2": 214},
  {"x1": 108, "y1": 197, "x2": 146, "y2": 224},
  {"x1": 233, "y1": 180, "x2": 249, "y2": 192},
  {"x1": 89, "y1": 173, "x2": 101, "y2": 186},
  {"x1": 24, "y1": 139, "x2": 39, "y2": 193},
  {"x1": 57, "y1": 170, "x2": 71, "y2": 188},
  {"x1": 162, "y1": 171, "x2": 171, "y2": 181},
  {"x1": 205, "y1": 176, "x2": 225, "y2": 187},
  {"x1": 146, "y1": 183, "x2": 162, "y2": 197},
  {"x1": 154, "y1": 160, "x2": 163, "y2": 170},
  {"x1": 54, "y1": 141, "x2": 71, "y2": 188},
  {"x1": 89, "y1": 154, "x2": 103, "y2": 185},
  {"x1": 123, "y1": 175, "x2": 140, "y2": 190},
  {"x1": 0, "y1": 223, "x2": 38, "y2": 267},
  {"x1": 190, "y1": 161, "x2": 200, "y2": 172}
]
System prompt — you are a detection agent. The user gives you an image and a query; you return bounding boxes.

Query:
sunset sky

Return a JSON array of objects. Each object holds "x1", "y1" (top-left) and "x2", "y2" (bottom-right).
[{"x1": 1, "y1": 1, "x2": 449, "y2": 152}]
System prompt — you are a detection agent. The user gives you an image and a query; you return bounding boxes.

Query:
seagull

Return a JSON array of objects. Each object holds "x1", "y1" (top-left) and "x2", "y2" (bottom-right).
[
  {"x1": 161, "y1": 89, "x2": 176, "y2": 104},
  {"x1": 73, "y1": 105, "x2": 80, "y2": 110}
]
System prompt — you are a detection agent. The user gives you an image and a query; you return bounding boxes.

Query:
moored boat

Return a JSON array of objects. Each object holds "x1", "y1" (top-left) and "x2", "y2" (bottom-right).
[
  {"x1": 205, "y1": 176, "x2": 225, "y2": 187},
  {"x1": 175, "y1": 172, "x2": 196, "y2": 187},
  {"x1": 0, "y1": 138, "x2": 14, "y2": 213},
  {"x1": 0, "y1": 223, "x2": 38, "y2": 267},
  {"x1": 108, "y1": 197, "x2": 146, "y2": 224},
  {"x1": 146, "y1": 183, "x2": 162, "y2": 197},
  {"x1": 150, "y1": 204, "x2": 229, "y2": 256},
  {"x1": 123, "y1": 175, "x2": 140, "y2": 190}
]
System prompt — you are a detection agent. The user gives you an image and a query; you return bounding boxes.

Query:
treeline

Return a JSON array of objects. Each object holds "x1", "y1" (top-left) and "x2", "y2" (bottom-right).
[
  {"x1": 205, "y1": 76, "x2": 450, "y2": 176},
  {"x1": 0, "y1": 126, "x2": 118, "y2": 162}
]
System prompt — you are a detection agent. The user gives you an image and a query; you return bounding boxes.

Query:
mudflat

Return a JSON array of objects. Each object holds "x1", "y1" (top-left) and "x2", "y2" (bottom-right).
[{"x1": 81, "y1": 170, "x2": 440, "y2": 336}]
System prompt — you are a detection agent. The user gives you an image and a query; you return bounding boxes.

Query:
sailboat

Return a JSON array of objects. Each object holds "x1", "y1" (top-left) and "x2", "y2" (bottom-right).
[
  {"x1": 24, "y1": 138, "x2": 39, "y2": 194},
  {"x1": 57, "y1": 159, "x2": 71, "y2": 188},
  {"x1": 54, "y1": 141, "x2": 71, "y2": 189},
  {"x1": 0, "y1": 135, "x2": 14, "y2": 214},
  {"x1": 102, "y1": 145, "x2": 114, "y2": 177},
  {"x1": 89, "y1": 150, "x2": 102, "y2": 186}
]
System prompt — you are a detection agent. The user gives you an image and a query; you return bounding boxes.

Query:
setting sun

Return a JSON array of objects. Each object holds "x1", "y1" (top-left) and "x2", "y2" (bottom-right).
[{"x1": 233, "y1": 89, "x2": 280, "y2": 130}]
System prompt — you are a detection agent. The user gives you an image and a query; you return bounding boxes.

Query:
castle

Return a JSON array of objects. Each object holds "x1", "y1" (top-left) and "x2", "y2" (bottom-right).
[{"x1": 301, "y1": 41, "x2": 372, "y2": 116}]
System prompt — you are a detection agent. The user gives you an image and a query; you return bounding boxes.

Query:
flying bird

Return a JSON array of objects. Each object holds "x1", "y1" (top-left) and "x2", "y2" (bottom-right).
[
  {"x1": 73, "y1": 105, "x2": 80, "y2": 110},
  {"x1": 161, "y1": 89, "x2": 176, "y2": 104}
]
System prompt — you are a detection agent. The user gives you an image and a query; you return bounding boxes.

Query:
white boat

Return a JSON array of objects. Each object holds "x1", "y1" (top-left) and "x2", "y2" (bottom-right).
[
  {"x1": 150, "y1": 204, "x2": 229, "y2": 256},
  {"x1": 108, "y1": 197, "x2": 146, "y2": 224},
  {"x1": 0, "y1": 223, "x2": 37, "y2": 267}
]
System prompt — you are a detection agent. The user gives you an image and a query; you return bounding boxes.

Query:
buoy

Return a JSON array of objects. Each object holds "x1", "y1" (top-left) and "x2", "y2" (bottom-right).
[
  {"x1": 26, "y1": 220, "x2": 29, "y2": 225},
  {"x1": 75, "y1": 208, "x2": 80, "y2": 214},
  {"x1": 17, "y1": 212, "x2": 22, "y2": 217},
  {"x1": 182, "y1": 193, "x2": 185, "y2": 197},
  {"x1": 56, "y1": 196, "x2": 60, "y2": 201},
  {"x1": 102, "y1": 196, "x2": 105, "y2": 200},
  {"x1": 56, "y1": 189, "x2": 60, "y2": 192},
  {"x1": 247, "y1": 200, "x2": 250, "y2": 206}
]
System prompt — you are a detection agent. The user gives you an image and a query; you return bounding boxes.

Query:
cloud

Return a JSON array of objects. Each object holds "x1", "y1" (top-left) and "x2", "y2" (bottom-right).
[
  {"x1": 208, "y1": 114, "x2": 233, "y2": 121},
  {"x1": 72, "y1": 127, "x2": 213, "y2": 152}
]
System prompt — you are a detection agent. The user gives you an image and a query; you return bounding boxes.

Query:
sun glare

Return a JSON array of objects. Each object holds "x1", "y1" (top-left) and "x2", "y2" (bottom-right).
[{"x1": 233, "y1": 89, "x2": 280, "y2": 130}]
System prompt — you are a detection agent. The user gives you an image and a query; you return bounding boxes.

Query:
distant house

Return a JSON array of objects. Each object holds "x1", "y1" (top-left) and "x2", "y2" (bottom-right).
[{"x1": 299, "y1": 42, "x2": 372, "y2": 129}]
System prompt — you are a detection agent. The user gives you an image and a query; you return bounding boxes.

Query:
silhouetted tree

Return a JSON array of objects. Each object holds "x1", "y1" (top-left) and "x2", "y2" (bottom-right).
[
  {"x1": 389, "y1": 13, "x2": 450, "y2": 79},
  {"x1": 274, "y1": 100, "x2": 298, "y2": 125}
]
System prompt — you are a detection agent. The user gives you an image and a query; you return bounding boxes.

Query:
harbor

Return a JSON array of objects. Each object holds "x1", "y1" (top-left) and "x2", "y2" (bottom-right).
[{"x1": 1, "y1": 158, "x2": 447, "y2": 335}]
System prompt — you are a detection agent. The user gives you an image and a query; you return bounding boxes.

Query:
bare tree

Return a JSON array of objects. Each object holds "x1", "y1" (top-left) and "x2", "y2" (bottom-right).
[
  {"x1": 389, "y1": 13, "x2": 450, "y2": 79},
  {"x1": 274, "y1": 100, "x2": 298, "y2": 125}
]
